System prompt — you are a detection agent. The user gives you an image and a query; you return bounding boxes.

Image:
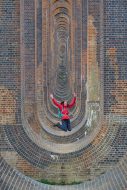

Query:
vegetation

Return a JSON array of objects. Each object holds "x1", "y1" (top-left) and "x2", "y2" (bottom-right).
[{"x1": 37, "y1": 179, "x2": 82, "y2": 185}]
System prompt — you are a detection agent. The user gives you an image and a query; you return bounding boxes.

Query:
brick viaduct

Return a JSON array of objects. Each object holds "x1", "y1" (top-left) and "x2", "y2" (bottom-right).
[{"x1": 0, "y1": 0, "x2": 127, "y2": 189}]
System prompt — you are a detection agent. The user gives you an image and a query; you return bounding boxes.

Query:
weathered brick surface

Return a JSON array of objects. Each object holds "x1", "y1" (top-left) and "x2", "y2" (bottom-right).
[{"x1": 0, "y1": 0, "x2": 127, "y2": 189}]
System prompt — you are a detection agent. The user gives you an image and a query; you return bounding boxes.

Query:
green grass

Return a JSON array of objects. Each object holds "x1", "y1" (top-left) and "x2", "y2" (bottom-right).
[{"x1": 37, "y1": 179, "x2": 82, "y2": 185}]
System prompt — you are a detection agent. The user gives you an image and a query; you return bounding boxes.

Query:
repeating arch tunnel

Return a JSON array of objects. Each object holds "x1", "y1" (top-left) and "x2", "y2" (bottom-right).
[{"x1": 0, "y1": 0, "x2": 127, "y2": 189}]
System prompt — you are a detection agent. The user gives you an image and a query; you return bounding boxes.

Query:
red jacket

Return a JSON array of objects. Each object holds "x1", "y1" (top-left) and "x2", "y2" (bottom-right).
[{"x1": 52, "y1": 97, "x2": 76, "y2": 120}]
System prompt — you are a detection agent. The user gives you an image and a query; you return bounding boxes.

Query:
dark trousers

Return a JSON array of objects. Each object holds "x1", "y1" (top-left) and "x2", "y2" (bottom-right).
[{"x1": 60, "y1": 119, "x2": 71, "y2": 132}]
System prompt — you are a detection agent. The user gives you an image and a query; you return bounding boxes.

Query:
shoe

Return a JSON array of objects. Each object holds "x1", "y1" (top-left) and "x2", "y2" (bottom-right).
[{"x1": 53, "y1": 122, "x2": 60, "y2": 127}]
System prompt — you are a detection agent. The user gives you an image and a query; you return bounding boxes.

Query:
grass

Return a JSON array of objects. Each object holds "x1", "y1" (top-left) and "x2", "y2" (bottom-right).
[{"x1": 37, "y1": 179, "x2": 82, "y2": 185}]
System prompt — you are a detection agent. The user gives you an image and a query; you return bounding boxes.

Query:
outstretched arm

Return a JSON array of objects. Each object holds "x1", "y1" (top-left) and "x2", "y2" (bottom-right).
[
  {"x1": 50, "y1": 94, "x2": 62, "y2": 110},
  {"x1": 68, "y1": 93, "x2": 76, "y2": 108}
]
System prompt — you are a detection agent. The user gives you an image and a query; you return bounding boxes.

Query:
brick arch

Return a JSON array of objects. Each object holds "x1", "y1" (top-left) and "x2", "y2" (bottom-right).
[
  {"x1": 1, "y1": 0, "x2": 127, "y2": 189},
  {"x1": 52, "y1": 0, "x2": 70, "y2": 4},
  {"x1": 52, "y1": 7, "x2": 69, "y2": 17},
  {"x1": 51, "y1": 1, "x2": 71, "y2": 15}
]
